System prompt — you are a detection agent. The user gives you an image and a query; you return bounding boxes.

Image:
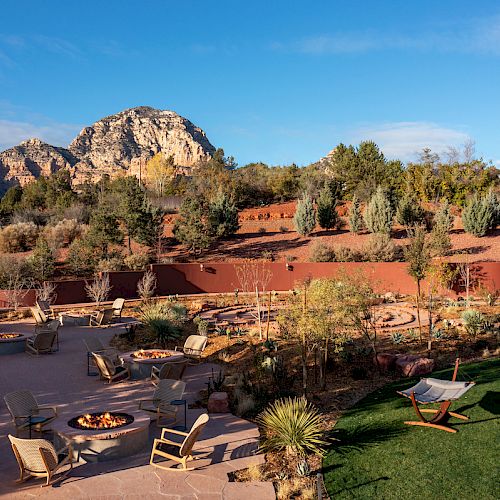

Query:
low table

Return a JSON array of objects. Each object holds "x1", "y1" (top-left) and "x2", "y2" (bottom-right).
[{"x1": 120, "y1": 349, "x2": 185, "y2": 380}]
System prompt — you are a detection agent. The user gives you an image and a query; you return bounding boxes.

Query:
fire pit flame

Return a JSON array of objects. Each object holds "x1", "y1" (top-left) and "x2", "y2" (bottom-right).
[
  {"x1": 131, "y1": 349, "x2": 172, "y2": 360},
  {"x1": 68, "y1": 412, "x2": 134, "y2": 430},
  {"x1": 0, "y1": 333, "x2": 22, "y2": 339}
]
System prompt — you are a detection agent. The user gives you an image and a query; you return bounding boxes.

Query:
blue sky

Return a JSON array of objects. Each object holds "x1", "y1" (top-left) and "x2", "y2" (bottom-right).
[{"x1": 1, "y1": 0, "x2": 499, "y2": 166}]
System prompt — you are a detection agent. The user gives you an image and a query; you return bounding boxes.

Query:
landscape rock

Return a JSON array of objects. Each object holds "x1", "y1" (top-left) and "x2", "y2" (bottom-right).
[
  {"x1": 395, "y1": 355, "x2": 434, "y2": 377},
  {"x1": 374, "y1": 353, "x2": 398, "y2": 372},
  {"x1": 208, "y1": 392, "x2": 230, "y2": 413}
]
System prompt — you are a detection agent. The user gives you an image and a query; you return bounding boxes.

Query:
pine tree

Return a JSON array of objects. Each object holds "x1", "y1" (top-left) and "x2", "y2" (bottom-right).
[
  {"x1": 87, "y1": 205, "x2": 123, "y2": 257},
  {"x1": 363, "y1": 186, "x2": 393, "y2": 234},
  {"x1": 462, "y1": 194, "x2": 495, "y2": 237},
  {"x1": 433, "y1": 199, "x2": 453, "y2": 232},
  {"x1": 294, "y1": 193, "x2": 316, "y2": 236},
  {"x1": 316, "y1": 187, "x2": 338, "y2": 231},
  {"x1": 208, "y1": 191, "x2": 240, "y2": 238},
  {"x1": 28, "y1": 236, "x2": 55, "y2": 282},
  {"x1": 396, "y1": 195, "x2": 425, "y2": 227},
  {"x1": 349, "y1": 195, "x2": 362, "y2": 233},
  {"x1": 430, "y1": 200, "x2": 453, "y2": 256},
  {"x1": 173, "y1": 196, "x2": 213, "y2": 253}
]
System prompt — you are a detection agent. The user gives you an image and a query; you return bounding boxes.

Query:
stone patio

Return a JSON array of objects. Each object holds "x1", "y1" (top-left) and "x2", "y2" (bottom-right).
[{"x1": 0, "y1": 319, "x2": 275, "y2": 499}]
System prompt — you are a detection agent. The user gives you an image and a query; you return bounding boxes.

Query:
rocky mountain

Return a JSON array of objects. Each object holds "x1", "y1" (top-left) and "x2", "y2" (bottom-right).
[{"x1": 0, "y1": 106, "x2": 216, "y2": 193}]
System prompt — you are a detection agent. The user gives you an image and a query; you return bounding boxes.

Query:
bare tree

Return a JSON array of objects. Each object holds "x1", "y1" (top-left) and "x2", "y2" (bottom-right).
[
  {"x1": 137, "y1": 270, "x2": 157, "y2": 302},
  {"x1": 235, "y1": 262, "x2": 272, "y2": 340},
  {"x1": 6, "y1": 274, "x2": 34, "y2": 311},
  {"x1": 85, "y1": 273, "x2": 112, "y2": 306},
  {"x1": 36, "y1": 281, "x2": 57, "y2": 304},
  {"x1": 457, "y1": 261, "x2": 471, "y2": 306}
]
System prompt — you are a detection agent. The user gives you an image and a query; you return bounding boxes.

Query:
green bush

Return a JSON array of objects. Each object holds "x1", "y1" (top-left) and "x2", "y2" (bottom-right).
[
  {"x1": 123, "y1": 252, "x2": 150, "y2": 271},
  {"x1": 461, "y1": 309, "x2": 485, "y2": 337},
  {"x1": 0, "y1": 222, "x2": 39, "y2": 252},
  {"x1": 363, "y1": 233, "x2": 400, "y2": 262},
  {"x1": 28, "y1": 237, "x2": 55, "y2": 282},
  {"x1": 396, "y1": 195, "x2": 425, "y2": 227},
  {"x1": 96, "y1": 254, "x2": 124, "y2": 272},
  {"x1": 44, "y1": 218, "x2": 82, "y2": 248},
  {"x1": 140, "y1": 301, "x2": 188, "y2": 346},
  {"x1": 309, "y1": 241, "x2": 360, "y2": 262},
  {"x1": 257, "y1": 397, "x2": 327, "y2": 456},
  {"x1": 294, "y1": 193, "x2": 316, "y2": 236},
  {"x1": 66, "y1": 237, "x2": 97, "y2": 276},
  {"x1": 462, "y1": 194, "x2": 495, "y2": 237}
]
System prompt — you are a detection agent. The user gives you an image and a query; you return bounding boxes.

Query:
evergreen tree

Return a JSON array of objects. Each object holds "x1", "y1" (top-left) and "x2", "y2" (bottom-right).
[
  {"x1": 316, "y1": 187, "x2": 338, "y2": 231},
  {"x1": 363, "y1": 186, "x2": 393, "y2": 234},
  {"x1": 430, "y1": 200, "x2": 453, "y2": 256},
  {"x1": 87, "y1": 205, "x2": 123, "y2": 257},
  {"x1": 462, "y1": 194, "x2": 495, "y2": 237},
  {"x1": 484, "y1": 189, "x2": 500, "y2": 229},
  {"x1": 28, "y1": 236, "x2": 55, "y2": 282},
  {"x1": 173, "y1": 196, "x2": 213, "y2": 253},
  {"x1": 396, "y1": 195, "x2": 425, "y2": 227},
  {"x1": 433, "y1": 199, "x2": 453, "y2": 232},
  {"x1": 294, "y1": 193, "x2": 316, "y2": 236},
  {"x1": 348, "y1": 195, "x2": 362, "y2": 234},
  {"x1": 208, "y1": 191, "x2": 240, "y2": 238}
]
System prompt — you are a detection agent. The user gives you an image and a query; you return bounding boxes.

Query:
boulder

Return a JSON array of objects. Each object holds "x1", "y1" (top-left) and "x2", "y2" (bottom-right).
[
  {"x1": 208, "y1": 392, "x2": 230, "y2": 413},
  {"x1": 374, "y1": 353, "x2": 398, "y2": 372},
  {"x1": 395, "y1": 355, "x2": 434, "y2": 377}
]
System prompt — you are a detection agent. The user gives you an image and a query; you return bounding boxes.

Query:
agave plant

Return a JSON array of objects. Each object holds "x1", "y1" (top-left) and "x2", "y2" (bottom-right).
[
  {"x1": 257, "y1": 397, "x2": 327, "y2": 456},
  {"x1": 461, "y1": 309, "x2": 485, "y2": 337},
  {"x1": 140, "y1": 300, "x2": 187, "y2": 346},
  {"x1": 390, "y1": 331, "x2": 405, "y2": 344}
]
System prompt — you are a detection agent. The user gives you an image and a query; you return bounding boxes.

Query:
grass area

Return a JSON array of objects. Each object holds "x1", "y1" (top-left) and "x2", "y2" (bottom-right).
[{"x1": 323, "y1": 358, "x2": 499, "y2": 499}]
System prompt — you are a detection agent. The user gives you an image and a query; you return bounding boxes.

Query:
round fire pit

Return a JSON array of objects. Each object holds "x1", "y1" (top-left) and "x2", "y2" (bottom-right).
[
  {"x1": 0, "y1": 332, "x2": 30, "y2": 355},
  {"x1": 54, "y1": 410, "x2": 149, "y2": 463},
  {"x1": 120, "y1": 349, "x2": 184, "y2": 380}
]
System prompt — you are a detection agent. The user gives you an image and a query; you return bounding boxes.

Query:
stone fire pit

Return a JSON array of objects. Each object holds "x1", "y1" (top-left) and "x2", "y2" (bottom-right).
[
  {"x1": 0, "y1": 333, "x2": 30, "y2": 355},
  {"x1": 54, "y1": 410, "x2": 150, "y2": 462},
  {"x1": 120, "y1": 349, "x2": 184, "y2": 380}
]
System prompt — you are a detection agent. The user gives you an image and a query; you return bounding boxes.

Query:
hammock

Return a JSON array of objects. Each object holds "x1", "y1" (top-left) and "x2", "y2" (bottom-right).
[{"x1": 397, "y1": 358, "x2": 475, "y2": 433}]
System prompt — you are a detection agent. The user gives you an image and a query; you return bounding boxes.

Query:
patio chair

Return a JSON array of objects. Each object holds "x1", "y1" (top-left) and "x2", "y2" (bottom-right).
[
  {"x1": 92, "y1": 352, "x2": 130, "y2": 383},
  {"x1": 34, "y1": 319, "x2": 60, "y2": 350},
  {"x1": 112, "y1": 298, "x2": 125, "y2": 320},
  {"x1": 36, "y1": 299, "x2": 55, "y2": 320},
  {"x1": 31, "y1": 307, "x2": 49, "y2": 327},
  {"x1": 83, "y1": 337, "x2": 119, "y2": 376},
  {"x1": 150, "y1": 413, "x2": 209, "y2": 471},
  {"x1": 8, "y1": 435, "x2": 73, "y2": 486},
  {"x1": 89, "y1": 308, "x2": 114, "y2": 327},
  {"x1": 4, "y1": 390, "x2": 57, "y2": 436},
  {"x1": 397, "y1": 358, "x2": 475, "y2": 433},
  {"x1": 139, "y1": 379, "x2": 186, "y2": 426},
  {"x1": 175, "y1": 335, "x2": 207, "y2": 363},
  {"x1": 26, "y1": 331, "x2": 57, "y2": 355},
  {"x1": 151, "y1": 359, "x2": 188, "y2": 386}
]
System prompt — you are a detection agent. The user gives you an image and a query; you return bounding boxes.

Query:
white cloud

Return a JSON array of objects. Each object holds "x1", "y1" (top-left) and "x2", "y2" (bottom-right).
[
  {"x1": 349, "y1": 121, "x2": 471, "y2": 161},
  {"x1": 0, "y1": 118, "x2": 81, "y2": 151}
]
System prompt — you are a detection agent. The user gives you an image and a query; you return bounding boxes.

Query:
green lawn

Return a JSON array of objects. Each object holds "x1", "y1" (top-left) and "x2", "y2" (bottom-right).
[{"x1": 323, "y1": 358, "x2": 499, "y2": 499}]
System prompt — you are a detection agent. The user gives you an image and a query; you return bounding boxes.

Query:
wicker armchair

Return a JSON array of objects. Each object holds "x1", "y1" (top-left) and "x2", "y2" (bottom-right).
[
  {"x1": 139, "y1": 379, "x2": 186, "y2": 426},
  {"x1": 150, "y1": 413, "x2": 209, "y2": 470},
  {"x1": 4, "y1": 390, "x2": 58, "y2": 436},
  {"x1": 151, "y1": 359, "x2": 188, "y2": 386},
  {"x1": 92, "y1": 352, "x2": 130, "y2": 383},
  {"x1": 8, "y1": 435, "x2": 73, "y2": 486}
]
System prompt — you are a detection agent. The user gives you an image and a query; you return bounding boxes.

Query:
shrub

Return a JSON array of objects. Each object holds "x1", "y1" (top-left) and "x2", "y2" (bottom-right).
[
  {"x1": 96, "y1": 255, "x2": 124, "y2": 272},
  {"x1": 462, "y1": 194, "x2": 495, "y2": 237},
  {"x1": 294, "y1": 193, "x2": 316, "y2": 236},
  {"x1": 137, "y1": 270, "x2": 157, "y2": 301},
  {"x1": 124, "y1": 252, "x2": 150, "y2": 271},
  {"x1": 279, "y1": 225, "x2": 289, "y2": 233},
  {"x1": 258, "y1": 227, "x2": 267, "y2": 234},
  {"x1": 429, "y1": 223, "x2": 452, "y2": 256},
  {"x1": 363, "y1": 233, "x2": 400, "y2": 262},
  {"x1": 309, "y1": 241, "x2": 360, "y2": 262},
  {"x1": 349, "y1": 195, "x2": 363, "y2": 233},
  {"x1": 28, "y1": 236, "x2": 55, "y2": 282},
  {"x1": 396, "y1": 195, "x2": 425, "y2": 227},
  {"x1": 44, "y1": 218, "x2": 81, "y2": 248},
  {"x1": 67, "y1": 237, "x2": 97, "y2": 276},
  {"x1": 208, "y1": 191, "x2": 240, "y2": 238},
  {"x1": 461, "y1": 309, "x2": 485, "y2": 337},
  {"x1": 257, "y1": 397, "x2": 327, "y2": 456},
  {"x1": 0, "y1": 222, "x2": 39, "y2": 252},
  {"x1": 363, "y1": 186, "x2": 393, "y2": 234},
  {"x1": 140, "y1": 301, "x2": 187, "y2": 346}
]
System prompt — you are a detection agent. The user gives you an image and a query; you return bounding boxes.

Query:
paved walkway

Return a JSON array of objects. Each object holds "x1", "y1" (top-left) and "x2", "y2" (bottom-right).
[{"x1": 0, "y1": 320, "x2": 275, "y2": 499}]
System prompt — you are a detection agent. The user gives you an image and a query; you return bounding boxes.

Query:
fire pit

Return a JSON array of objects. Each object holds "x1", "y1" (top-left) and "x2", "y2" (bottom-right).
[
  {"x1": 120, "y1": 349, "x2": 184, "y2": 380},
  {"x1": 54, "y1": 410, "x2": 149, "y2": 463},
  {"x1": 68, "y1": 412, "x2": 134, "y2": 430},
  {"x1": 0, "y1": 332, "x2": 30, "y2": 355}
]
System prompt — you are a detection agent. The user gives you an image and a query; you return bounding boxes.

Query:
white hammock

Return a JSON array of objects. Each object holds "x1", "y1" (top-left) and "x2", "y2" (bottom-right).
[{"x1": 398, "y1": 378, "x2": 475, "y2": 404}]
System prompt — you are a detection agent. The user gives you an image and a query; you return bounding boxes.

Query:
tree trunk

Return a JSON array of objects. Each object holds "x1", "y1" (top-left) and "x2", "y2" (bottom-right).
[
  {"x1": 321, "y1": 338, "x2": 329, "y2": 390},
  {"x1": 427, "y1": 290, "x2": 433, "y2": 351},
  {"x1": 266, "y1": 291, "x2": 271, "y2": 341},
  {"x1": 302, "y1": 346, "x2": 308, "y2": 397},
  {"x1": 416, "y1": 280, "x2": 422, "y2": 343},
  {"x1": 256, "y1": 286, "x2": 262, "y2": 340}
]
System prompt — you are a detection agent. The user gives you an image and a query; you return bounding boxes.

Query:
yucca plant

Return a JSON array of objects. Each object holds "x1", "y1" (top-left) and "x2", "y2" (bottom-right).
[
  {"x1": 140, "y1": 300, "x2": 187, "y2": 346},
  {"x1": 257, "y1": 397, "x2": 327, "y2": 457}
]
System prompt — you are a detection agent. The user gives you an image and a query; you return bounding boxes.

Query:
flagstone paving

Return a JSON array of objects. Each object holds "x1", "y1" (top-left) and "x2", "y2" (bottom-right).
[{"x1": 0, "y1": 319, "x2": 275, "y2": 499}]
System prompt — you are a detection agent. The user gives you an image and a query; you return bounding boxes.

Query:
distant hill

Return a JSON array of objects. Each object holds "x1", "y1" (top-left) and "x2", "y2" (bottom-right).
[{"x1": 0, "y1": 106, "x2": 216, "y2": 194}]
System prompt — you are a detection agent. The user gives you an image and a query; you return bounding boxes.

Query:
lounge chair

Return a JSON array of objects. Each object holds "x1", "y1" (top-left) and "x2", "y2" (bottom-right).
[
  {"x1": 398, "y1": 358, "x2": 475, "y2": 433},
  {"x1": 151, "y1": 359, "x2": 188, "y2": 386},
  {"x1": 4, "y1": 390, "x2": 58, "y2": 436},
  {"x1": 175, "y1": 335, "x2": 207, "y2": 362},
  {"x1": 31, "y1": 307, "x2": 49, "y2": 327},
  {"x1": 8, "y1": 435, "x2": 73, "y2": 486},
  {"x1": 139, "y1": 379, "x2": 186, "y2": 426},
  {"x1": 26, "y1": 331, "x2": 57, "y2": 355},
  {"x1": 112, "y1": 298, "x2": 125, "y2": 320},
  {"x1": 150, "y1": 413, "x2": 209, "y2": 471},
  {"x1": 89, "y1": 308, "x2": 114, "y2": 327},
  {"x1": 36, "y1": 299, "x2": 55, "y2": 320},
  {"x1": 83, "y1": 338, "x2": 119, "y2": 376},
  {"x1": 33, "y1": 319, "x2": 60, "y2": 350},
  {"x1": 92, "y1": 352, "x2": 130, "y2": 383}
]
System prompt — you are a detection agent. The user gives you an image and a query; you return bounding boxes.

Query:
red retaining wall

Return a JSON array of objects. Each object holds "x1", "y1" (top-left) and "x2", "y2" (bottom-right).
[{"x1": 2, "y1": 262, "x2": 499, "y2": 308}]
